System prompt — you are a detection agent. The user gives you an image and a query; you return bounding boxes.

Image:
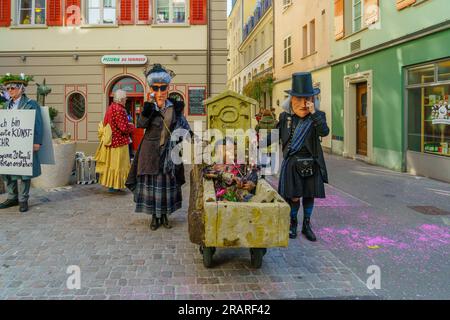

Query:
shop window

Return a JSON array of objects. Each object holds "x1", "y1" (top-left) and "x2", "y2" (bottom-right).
[
  {"x1": 155, "y1": 0, "x2": 186, "y2": 24},
  {"x1": 407, "y1": 62, "x2": 449, "y2": 157},
  {"x1": 67, "y1": 92, "x2": 86, "y2": 121},
  {"x1": 112, "y1": 77, "x2": 143, "y2": 94},
  {"x1": 18, "y1": 0, "x2": 46, "y2": 25},
  {"x1": 438, "y1": 61, "x2": 450, "y2": 82},
  {"x1": 408, "y1": 64, "x2": 435, "y2": 85},
  {"x1": 86, "y1": 0, "x2": 116, "y2": 25}
]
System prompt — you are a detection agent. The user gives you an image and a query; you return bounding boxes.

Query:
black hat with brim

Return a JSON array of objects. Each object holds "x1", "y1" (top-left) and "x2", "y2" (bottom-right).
[{"x1": 284, "y1": 72, "x2": 320, "y2": 97}]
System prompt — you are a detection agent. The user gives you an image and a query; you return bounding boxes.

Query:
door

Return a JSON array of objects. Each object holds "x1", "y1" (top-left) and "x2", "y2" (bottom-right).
[
  {"x1": 356, "y1": 83, "x2": 368, "y2": 156},
  {"x1": 128, "y1": 97, "x2": 144, "y2": 152}
]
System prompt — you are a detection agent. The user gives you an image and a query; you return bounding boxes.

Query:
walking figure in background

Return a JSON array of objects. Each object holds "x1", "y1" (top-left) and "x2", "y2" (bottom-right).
[
  {"x1": 126, "y1": 64, "x2": 191, "y2": 231},
  {"x1": 278, "y1": 73, "x2": 330, "y2": 241},
  {"x1": 95, "y1": 89, "x2": 135, "y2": 192}
]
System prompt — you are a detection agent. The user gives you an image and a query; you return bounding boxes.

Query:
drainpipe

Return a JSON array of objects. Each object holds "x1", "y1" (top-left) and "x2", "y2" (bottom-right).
[{"x1": 207, "y1": 0, "x2": 211, "y2": 98}]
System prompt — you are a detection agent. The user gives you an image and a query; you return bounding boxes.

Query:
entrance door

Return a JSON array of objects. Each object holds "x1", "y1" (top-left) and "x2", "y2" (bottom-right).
[{"x1": 356, "y1": 83, "x2": 368, "y2": 156}]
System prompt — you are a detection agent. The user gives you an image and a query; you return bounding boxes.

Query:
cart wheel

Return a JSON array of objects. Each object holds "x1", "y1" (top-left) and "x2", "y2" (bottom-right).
[
  {"x1": 202, "y1": 247, "x2": 215, "y2": 268},
  {"x1": 250, "y1": 248, "x2": 267, "y2": 269}
]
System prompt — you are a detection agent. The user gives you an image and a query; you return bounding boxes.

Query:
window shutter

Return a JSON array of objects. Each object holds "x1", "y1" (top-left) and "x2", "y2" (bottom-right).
[
  {"x1": 0, "y1": 0, "x2": 11, "y2": 27},
  {"x1": 65, "y1": 0, "x2": 81, "y2": 26},
  {"x1": 119, "y1": 0, "x2": 134, "y2": 25},
  {"x1": 334, "y1": 0, "x2": 344, "y2": 40},
  {"x1": 137, "y1": 0, "x2": 151, "y2": 24},
  {"x1": 190, "y1": 0, "x2": 207, "y2": 25},
  {"x1": 397, "y1": 0, "x2": 416, "y2": 10},
  {"x1": 47, "y1": 0, "x2": 63, "y2": 26},
  {"x1": 364, "y1": 0, "x2": 379, "y2": 26}
]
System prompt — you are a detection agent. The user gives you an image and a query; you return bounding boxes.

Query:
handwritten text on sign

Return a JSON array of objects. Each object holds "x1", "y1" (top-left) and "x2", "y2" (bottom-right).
[{"x1": 0, "y1": 110, "x2": 36, "y2": 176}]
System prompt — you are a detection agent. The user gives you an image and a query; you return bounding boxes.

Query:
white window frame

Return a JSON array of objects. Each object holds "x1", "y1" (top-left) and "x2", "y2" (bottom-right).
[
  {"x1": 283, "y1": 35, "x2": 292, "y2": 66},
  {"x1": 154, "y1": 0, "x2": 188, "y2": 25},
  {"x1": 85, "y1": 0, "x2": 117, "y2": 26},
  {"x1": 17, "y1": 0, "x2": 47, "y2": 26},
  {"x1": 352, "y1": 0, "x2": 364, "y2": 33}
]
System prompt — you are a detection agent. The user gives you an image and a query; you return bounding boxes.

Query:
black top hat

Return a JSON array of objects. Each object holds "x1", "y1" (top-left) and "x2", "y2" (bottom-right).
[{"x1": 285, "y1": 72, "x2": 320, "y2": 97}]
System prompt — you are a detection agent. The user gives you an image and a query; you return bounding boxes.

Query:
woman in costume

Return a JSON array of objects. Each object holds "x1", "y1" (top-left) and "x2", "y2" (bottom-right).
[
  {"x1": 96, "y1": 89, "x2": 135, "y2": 192},
  {"x1": 278, "y1": 72, "x2": 330, "y2": 241},
  {"x1": 126, "y1": 64, "x2": 191, "y2": 231}
]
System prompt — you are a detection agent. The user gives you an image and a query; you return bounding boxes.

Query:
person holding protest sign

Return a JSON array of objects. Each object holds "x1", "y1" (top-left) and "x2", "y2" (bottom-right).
[{"x1": 0, "y1": 73, "x2": 43, "y2": 213}]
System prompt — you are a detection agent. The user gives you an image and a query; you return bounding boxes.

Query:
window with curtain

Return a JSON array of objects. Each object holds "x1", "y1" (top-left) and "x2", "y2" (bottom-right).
[
  {"x1": 156, "y1": 0, "x2": 187, "y2": 24},
  {"x1": 87, "y1": 0, "x2": 116, "y2": 25},
  {"x1": 18, "y1": 0, "x2": 46, "y2": 25}
]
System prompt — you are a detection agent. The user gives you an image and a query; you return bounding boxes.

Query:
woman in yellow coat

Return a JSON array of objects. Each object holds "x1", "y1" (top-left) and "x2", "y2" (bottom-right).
[{"x1": 95, "y1": 89, "x2": 135, "y2": 191}]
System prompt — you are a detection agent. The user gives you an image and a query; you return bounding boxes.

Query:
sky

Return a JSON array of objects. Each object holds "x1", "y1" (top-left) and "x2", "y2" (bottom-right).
[{"x1": 227, "y1": 0, "x2": 232, "y2": 16}]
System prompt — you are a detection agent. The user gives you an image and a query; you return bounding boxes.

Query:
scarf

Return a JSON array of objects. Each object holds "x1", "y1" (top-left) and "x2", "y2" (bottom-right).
[{"x1": 278, "y1": 115, "x2": 313, "y2": 198}]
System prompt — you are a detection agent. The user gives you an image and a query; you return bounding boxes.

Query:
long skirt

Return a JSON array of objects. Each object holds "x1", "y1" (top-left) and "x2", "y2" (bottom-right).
[
  {"x1": 134, "y1": 173, "x2": 182, "y2": 217},
  {"x1": 96, "y1": 144, "x2": 131, "y2": 190}
]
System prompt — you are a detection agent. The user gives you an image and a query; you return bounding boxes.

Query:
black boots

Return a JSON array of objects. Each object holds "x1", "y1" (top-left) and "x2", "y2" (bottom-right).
[
  {"x1": 160, "y1": 214, "x2": 172, "y2": 229},
  {"x1": 0, "y1": 199, "x2": 19, "y2": 209},
  {"x1": 302, "y1": 217, "x2": 317, "y2": 242},
  {"x1": 289, "y1": 218, "x2": 298, "y2": 239},
  {"x1": 150, "y1": 214, "x2": 172, "y2": 230},
  {"x1": 19, "y1": 201, "x2": 28, "y2": 213},
  {"x1": 150, "y1": 214, "x2": 160, "y2": 230}
]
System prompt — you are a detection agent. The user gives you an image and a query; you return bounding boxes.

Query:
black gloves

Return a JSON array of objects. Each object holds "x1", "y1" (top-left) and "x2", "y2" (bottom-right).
[{"x1": 141, "y1": 101, "x2": 156, "y2": 118}]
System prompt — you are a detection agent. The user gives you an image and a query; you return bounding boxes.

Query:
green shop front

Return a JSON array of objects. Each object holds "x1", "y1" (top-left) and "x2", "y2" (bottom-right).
[{"x1": 331, "y1": 28, "x2": 450, "y2": 182}]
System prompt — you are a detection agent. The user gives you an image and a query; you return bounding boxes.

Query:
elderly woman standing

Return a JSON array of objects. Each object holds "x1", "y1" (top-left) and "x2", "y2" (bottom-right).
[
  {"x1": 278, "y1": 73, "x2": 330, "y2": 241},
  {"x1": 126, "y1": 64, "x2": 191, "y2": 231},
  {"x1": 96, "y1": 89, "x2": 135, "y2": 192}
]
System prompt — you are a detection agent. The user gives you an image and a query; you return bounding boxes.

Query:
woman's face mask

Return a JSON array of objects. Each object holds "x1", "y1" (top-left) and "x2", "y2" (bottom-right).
[{"x1": 291, "y1": 96, "x2": 312, "y2": 118}]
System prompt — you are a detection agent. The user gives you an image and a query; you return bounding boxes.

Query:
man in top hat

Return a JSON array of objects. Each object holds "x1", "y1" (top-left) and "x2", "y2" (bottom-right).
[
  {"x1": 0, "y1": 73, "x2": 43, "y2": 213},
  {"x1": 277, "y1": 72, "x2": 329, "y2": 241}
]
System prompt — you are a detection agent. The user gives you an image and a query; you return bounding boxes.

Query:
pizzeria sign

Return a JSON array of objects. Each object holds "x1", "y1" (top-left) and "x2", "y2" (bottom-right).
[{"x1": 101, "y1": 55, "x2": 148, "y2": 65}]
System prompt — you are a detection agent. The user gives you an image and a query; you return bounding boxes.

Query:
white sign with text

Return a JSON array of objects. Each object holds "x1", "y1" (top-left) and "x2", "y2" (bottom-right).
[{"x1": 0, "y1": 110, "x2": 36, "y2": 176}]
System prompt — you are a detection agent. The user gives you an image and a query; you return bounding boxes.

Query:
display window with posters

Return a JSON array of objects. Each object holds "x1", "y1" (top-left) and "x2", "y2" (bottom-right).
[{"x1": 406, "y1": 59, "x2": 450, "y2": 157}]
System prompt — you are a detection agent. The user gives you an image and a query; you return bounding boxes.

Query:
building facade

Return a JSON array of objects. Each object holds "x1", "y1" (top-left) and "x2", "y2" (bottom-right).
[
  {"x1": 330, "y1": 0, "x2": 450, "y2": 181},
  {"x1": 272, "y1": 0, "x2": 332, "y2": 149},
  {"x1": 0, "y1": 0, "x2": 227, "y2": 154},
  {"x1": 226, "y1": 0, "x2": 273, "y2": 111}
]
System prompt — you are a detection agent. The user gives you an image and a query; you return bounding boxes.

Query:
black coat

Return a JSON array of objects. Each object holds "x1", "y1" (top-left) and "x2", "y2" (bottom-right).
[
  {"x1": 277, "y1": 111, "x2": 330, "y2": 198},
  {"x1": 126, "y1": 99, "x2": 187, "y2": 191}
]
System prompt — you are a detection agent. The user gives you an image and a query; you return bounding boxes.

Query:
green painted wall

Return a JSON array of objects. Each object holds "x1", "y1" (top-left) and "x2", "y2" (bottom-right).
[
  {"x1": 331, "y1": 0, "x2": 449, "y2": 61},
  {"x1": 331, "y1": 28, "x2": 450, "y2": 171}
]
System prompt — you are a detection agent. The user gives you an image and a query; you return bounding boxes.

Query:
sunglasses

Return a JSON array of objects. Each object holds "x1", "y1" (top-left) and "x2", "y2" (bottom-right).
[
  {"x1": 151, "y1": 85, "x2": 168, "y2": 92},
  {"x1": 5, "y1": 86, "x2": 19, "y2": 91}
]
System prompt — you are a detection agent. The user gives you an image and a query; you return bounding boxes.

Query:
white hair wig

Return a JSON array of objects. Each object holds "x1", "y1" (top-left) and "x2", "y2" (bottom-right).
[
  {"x1": 281, "y1": 95, "x2": 320, "y2": 114},
  {"x1": 146, "y1": 71, "x2": 172, "y2": 86},
  {"x1": 113, "y1": 89, "x2": 127, "y2": 103}
]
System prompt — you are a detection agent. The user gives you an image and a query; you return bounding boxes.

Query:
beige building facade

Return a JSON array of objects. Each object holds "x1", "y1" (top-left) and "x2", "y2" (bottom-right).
[
  {"x1": 272, "y1": 0, "x2": 332, "y2": 149},
  {"x1": 0, "y1": 0, "x2": 227, "y2": 154},
  {"x1": 227, "y1": 0, "x2": 273, "y2": 111}
]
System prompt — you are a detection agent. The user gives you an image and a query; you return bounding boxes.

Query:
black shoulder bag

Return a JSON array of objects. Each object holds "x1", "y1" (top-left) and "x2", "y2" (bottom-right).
[{"x1": 288, "y1": 120, "x2": 316, "y2": 178}]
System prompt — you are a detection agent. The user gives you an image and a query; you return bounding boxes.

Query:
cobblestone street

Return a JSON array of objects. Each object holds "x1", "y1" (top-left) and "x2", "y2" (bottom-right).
[
  {"x1": 1, "y1": 154, "x2": 449, "y2": 300},
  {"x1": 0, "y1": 165, "x2": 376, "y2": 300}
]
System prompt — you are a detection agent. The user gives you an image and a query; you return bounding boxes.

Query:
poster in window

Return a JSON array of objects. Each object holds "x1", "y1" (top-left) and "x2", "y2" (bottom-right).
[{"x1": 188, "y1": 87, "x2": 206, "y2": 115}]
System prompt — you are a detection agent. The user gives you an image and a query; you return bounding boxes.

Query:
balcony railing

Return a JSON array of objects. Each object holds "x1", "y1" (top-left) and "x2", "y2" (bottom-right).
[{"x1": 242, "y1": 0, "x2": 272, "y2": 41}]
